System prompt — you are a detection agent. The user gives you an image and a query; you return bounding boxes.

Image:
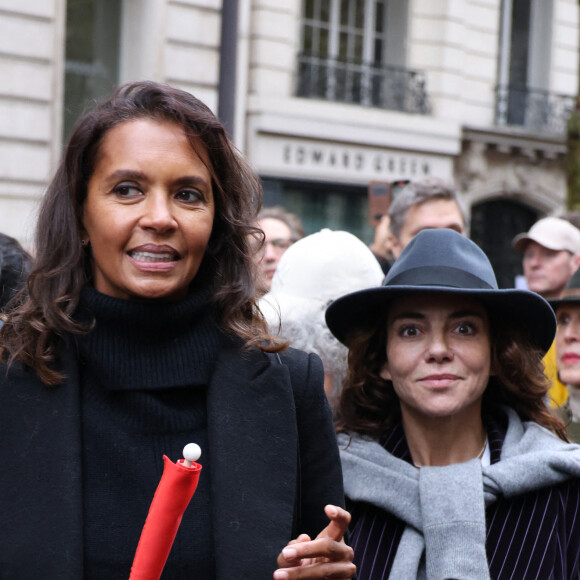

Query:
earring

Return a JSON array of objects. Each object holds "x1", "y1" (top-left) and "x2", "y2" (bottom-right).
[{"x1": 81, "y1": 239, "x2": 88, "y2": 247}]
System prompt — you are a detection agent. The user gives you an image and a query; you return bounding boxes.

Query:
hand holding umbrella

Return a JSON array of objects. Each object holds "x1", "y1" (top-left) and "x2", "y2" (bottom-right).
[{"x1": 129, "y1": 444, "x2": 202, "y2": 580}]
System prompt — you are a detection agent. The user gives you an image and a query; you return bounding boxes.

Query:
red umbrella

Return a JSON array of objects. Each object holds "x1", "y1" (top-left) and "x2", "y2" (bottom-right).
[{"x1": 129, "y1": 443, "x2": 202, "y2": 580}]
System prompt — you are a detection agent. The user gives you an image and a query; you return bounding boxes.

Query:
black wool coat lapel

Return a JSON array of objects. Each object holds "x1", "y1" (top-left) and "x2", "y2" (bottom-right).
[
  {"x1": 0, "y1": 349, "x2": 84, "y2": 579},
  {"x1": 208, "y1": 344, "x2": 298, "y2": 579}
]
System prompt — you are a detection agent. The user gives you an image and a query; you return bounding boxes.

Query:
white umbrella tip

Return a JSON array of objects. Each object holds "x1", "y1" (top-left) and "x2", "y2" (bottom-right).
[{"x1": 183, "y1": 443, "x2": 202, "y2": 463}]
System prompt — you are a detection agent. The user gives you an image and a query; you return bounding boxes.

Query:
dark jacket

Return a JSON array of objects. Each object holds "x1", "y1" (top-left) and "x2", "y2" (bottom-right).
[
  {"x1": 347, "y1": 411, "x2": 580, "y2": 579},
  {"x1": 0, "y1": 341, "x2": 344, "y2": 579}
]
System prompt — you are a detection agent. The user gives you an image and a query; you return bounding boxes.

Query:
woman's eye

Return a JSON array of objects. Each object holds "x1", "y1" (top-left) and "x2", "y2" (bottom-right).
[
  {"x1": 175, "y1": 189, "x2": 203, "y2": 203},
  {"x1": 400, "y1": 326, "x2": 419, "y2": 338},
  {"x1": 113, "y1": 184, "x2": 141, "y2": 198},
  {"x1": 558, "y1": 314, "x2": 570, "y2": 326},
  {"x1": 456, "y1": 322, "x2": 475, "y2": 335}
]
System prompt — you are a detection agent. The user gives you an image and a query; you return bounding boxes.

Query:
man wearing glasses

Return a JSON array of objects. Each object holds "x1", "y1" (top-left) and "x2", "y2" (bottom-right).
[{"x1": 254, "y1": 206, "x2": 304, "y2": 296}]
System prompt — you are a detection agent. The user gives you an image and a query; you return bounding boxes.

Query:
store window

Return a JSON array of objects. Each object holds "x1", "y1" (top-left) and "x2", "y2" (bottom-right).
[
  {"x1": 262, "y1": 177, "x2": 373, "y2": 244},
  {"x1": 63, "y1": 0, "x2": 122, "y2": 140},
  {"x1": 297, "y1": 0, "x2": 429, "y2": 114}
]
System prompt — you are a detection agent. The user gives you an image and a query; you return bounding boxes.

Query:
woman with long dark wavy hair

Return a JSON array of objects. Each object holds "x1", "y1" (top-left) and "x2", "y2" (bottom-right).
[
  {"x1": 0, "y1": 81, "x2": 354, "y2": 580},
  {"x1": 326, "y1": 228, "x2": 580, "y2": 579}
]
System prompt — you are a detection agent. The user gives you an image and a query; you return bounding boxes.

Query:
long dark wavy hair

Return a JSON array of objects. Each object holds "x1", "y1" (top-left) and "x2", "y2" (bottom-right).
[
  {"x1": 2, "y1": 81, "x2": 277, "y2": 385},
  {"x1": 334, "y1": 303, "x2": 568, "y2": 442}
]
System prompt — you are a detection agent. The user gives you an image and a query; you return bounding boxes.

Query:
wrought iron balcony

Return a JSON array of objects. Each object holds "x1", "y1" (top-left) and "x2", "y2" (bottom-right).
[
  {"x1": 495, "y1": 85, "x2": 575, "y2": 135},
  {"x1": 296, "y1": 53, "x2": 431, "y2": 115}
]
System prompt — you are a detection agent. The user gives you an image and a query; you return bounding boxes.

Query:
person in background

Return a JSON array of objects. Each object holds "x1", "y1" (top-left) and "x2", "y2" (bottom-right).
[
  {"x1": 326, "y1": 228, "x2": 580, "y2": 579},
  {"x1": 254, "y1": 205, "x2": 305, "y2": 296},
  {"x1": 513, "y1": 216, "x2": 580, "y2": 408},
  {"x1": 513, "y1": 217, "x2": 580, "y2": 300},
  {"x1": 386, "y1": 176, "x2": 467, "y2": 260},
  {"x1": 260, "y1": 229, "x2": 384, "y2": 402},
  {"x1": 0, "y1": 81, "x2": 354, "y2": 579},
  {"x1": 369, "y1": 214, "x2": 394, "y2": 274},
  {"x1": 0, "y1": 232, "x2": 31, "y2": 312},
  {"x1": 550, "y1": 269, "x2": 580, "y2": 441}
]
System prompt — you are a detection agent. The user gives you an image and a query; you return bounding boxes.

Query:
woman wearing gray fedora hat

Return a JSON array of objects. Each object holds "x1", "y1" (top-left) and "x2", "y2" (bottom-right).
[
  {"x1": 550, "y1": 269, "x2": 580, "y2": 443},
  {"x1": 326, "y1": 228, "x2": 580, "y2": 579}
]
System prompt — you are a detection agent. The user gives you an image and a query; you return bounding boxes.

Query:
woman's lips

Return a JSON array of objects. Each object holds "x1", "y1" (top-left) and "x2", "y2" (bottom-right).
[
  {"x1": 130, "y1": 251, "x2": 175, "y2": 262},
  {"x1": 128, "y1": 244, "x2": 180, "y2": 259},
  {"x1": 561, "y1": 353, "x2": 580, "y2": 364},
  {"x1": 128, "y1": 245, "x2": 180, "y2": 271},
  {"x1": 419, "y1": 373, "x2": 460, "y2": 387}
]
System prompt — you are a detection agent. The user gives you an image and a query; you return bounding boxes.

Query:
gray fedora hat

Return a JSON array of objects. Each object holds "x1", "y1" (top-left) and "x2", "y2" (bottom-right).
[{"x1": 326, "y1": 228, "x2": 556, "y2": 353}]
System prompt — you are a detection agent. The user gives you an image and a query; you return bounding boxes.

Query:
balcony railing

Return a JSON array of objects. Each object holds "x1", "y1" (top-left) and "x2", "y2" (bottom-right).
[
  {"x1": 495, "y1": 85, "x2": 576, "y2": 135},
  {"x1": 297, "y1": 53, "x2": 431, "y2": 115}
]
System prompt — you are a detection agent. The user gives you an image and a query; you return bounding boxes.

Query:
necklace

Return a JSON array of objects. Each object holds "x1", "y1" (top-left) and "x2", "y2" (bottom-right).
[{"x1": 412, "y1": 436, "x2": 488, "y2": 469}]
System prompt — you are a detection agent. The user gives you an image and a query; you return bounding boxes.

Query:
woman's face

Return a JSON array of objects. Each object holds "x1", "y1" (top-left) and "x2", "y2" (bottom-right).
[
  {"x1": 381, "y1": 294, "x2": 491, "y2": 423},
  {"x1": 82, "y1": 118, "x2": 215, "y2": 301},
  {"x1": 555, "y1": 304, "x2": 580, "y2": 385}
]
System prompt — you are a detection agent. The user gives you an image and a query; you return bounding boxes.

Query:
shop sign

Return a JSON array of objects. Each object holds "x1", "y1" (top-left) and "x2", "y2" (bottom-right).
[
  {"x1": 282, "y1": 143, "x2": 431, "y2": 177},
  {"x1": 252, "y1": 136, "x2": 453, "y2": 183}
]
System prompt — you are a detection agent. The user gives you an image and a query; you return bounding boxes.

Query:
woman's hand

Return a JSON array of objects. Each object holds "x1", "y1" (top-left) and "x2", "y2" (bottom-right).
[{"x1": 273, "y1": 505, "x2": 356, "y2": 579}]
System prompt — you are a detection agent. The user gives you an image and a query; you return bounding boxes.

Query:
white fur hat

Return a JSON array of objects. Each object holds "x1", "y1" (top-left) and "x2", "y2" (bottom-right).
[{"x1": 259, "y1": 229, "x2": 384, "y2": 330}]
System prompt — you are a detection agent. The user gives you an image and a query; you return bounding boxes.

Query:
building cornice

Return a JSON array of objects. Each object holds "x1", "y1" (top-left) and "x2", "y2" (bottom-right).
[{"x1": 462, "y1": 125, "x2": 567, "y2": 160}]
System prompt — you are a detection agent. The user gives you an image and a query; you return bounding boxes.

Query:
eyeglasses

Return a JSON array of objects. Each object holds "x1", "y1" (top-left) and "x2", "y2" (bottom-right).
[
  {"x1": 266, "y1": 238, "x2": 295, "y2": 253},
  {"x1": 252, "y1": 237, "x2": 296, "y2": 256}
]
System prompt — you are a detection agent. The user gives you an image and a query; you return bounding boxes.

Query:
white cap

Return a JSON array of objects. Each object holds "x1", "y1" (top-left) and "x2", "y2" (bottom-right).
[
  {"x1": 512, "y1": 217, "x2": 580, "y2": 254},
  {"x1": 259, "y1": 229, "x2": 384, "y2": 329}
]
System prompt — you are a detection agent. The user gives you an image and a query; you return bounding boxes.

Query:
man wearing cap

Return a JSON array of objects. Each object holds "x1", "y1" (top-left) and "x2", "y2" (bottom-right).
[{"x1": 513, "y1": 216, "x2": 580, "y2": 407}]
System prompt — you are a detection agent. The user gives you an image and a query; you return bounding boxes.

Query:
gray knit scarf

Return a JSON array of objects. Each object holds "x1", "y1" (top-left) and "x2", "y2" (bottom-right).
[{"x1": 338, "y1": 406, "x2": 580, "y2": 580}]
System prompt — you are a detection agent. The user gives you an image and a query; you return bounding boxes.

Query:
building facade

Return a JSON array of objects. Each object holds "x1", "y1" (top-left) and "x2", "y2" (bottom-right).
[{"x1": 1, "y1": 0, "x2": 578, "y2": 285}]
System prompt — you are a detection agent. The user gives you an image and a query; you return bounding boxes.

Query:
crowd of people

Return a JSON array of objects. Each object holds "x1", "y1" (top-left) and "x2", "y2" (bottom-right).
[{"x1": 2, "y1": 79, "x2": 580, "y2": 579}]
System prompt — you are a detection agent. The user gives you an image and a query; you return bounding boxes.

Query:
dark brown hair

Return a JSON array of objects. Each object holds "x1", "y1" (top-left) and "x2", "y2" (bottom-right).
[
  {"x1": 2, "y1": 81, "x2": 277, "y2": 385},
  {"x1": 335, "y1": 303, "x2": 568, "y2": 442}
]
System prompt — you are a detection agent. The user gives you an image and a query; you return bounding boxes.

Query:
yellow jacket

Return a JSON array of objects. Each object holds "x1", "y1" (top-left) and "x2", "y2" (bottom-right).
[{"x1": 544, "y1": 340, "x2": 568, "y2": 407}]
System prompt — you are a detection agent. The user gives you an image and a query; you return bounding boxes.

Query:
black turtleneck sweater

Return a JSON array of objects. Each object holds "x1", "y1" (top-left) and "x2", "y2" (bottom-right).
[{"x1": 75, "y1": 283, "x2": 223, "y2": 579}]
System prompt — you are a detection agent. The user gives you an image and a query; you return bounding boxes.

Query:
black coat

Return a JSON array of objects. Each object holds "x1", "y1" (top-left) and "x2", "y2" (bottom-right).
[{"x1": 0, "y1": 341, "x2": 344, "y2": 579}]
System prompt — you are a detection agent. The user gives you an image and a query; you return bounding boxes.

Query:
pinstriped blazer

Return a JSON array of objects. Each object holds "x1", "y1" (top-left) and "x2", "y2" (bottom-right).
[{"x1": 348, "y1": 411, "x2": 580, "y2": 580}]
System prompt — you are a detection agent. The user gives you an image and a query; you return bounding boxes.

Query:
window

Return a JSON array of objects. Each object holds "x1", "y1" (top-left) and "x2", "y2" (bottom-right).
[
  {"x1": 297, "y1": 0, "x2": 428, "y2": 113},
  {"x1": 262, "y1": 177, "x2": 373, "y2": 243},
  {"x1": 63, "y1": 0, "x2": 122, "y2": 140},
  {"x1": 495, "y1": 0, "x2": 572, "y2": 133}
]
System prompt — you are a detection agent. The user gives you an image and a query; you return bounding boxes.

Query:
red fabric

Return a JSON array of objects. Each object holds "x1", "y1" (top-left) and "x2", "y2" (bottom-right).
[{"x1": 129, "y1": 455, "x2": 202, "y2": 580}]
